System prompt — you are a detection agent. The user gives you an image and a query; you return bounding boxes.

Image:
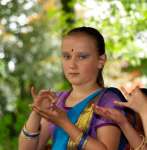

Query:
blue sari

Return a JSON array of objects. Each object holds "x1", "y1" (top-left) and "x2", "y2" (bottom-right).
[{"x1": 51, "y1": 89, "x2": 102, "y2": 150}]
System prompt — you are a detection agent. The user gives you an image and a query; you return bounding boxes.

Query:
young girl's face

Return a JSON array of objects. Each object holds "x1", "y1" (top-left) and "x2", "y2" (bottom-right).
[{"x1": 61, "y1": 33, "x2": 103, "y2": 86}]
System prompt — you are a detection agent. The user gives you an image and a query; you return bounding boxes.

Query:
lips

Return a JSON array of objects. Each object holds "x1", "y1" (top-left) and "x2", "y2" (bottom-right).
[{"x1": 68, "y1": 72, "x2": 79, "y2": 75}]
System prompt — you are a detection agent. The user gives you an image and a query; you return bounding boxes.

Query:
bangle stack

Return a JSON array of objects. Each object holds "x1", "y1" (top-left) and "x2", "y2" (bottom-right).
[
  {"x1": 75, "y1": 132, "x2": 83, "y2": 145},
  {"x1": 21, "y1": 124, "x2": 40, "y2": 140},
  {"x1": 77, "y1": 132, "x2": 89, "y2": 150}
]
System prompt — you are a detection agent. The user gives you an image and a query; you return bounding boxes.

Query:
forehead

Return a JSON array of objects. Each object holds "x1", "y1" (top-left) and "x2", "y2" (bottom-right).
[{"x1": 62, "y1": 34, "x2": 97, "y2": 52}]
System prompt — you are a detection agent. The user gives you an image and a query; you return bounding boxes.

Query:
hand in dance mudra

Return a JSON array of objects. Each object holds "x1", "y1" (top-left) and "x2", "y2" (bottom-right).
[
  {"x1": 92, "y1": 104, "x2": 127, "y2": 126},
  {"x1": 31, "y1": 87, "x2": 69, "y2": 127},
  {"x1": 114, "y1": 87, "x2": 147, "y2": 115}
]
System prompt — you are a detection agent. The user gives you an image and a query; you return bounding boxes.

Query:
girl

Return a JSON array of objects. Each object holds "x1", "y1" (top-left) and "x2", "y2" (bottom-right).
[{"x1": 19, "y1": 27, "x2": 126, "y2": 150}]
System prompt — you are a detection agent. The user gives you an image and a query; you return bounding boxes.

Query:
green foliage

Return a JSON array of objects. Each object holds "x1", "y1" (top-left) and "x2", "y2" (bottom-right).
[
  {"x1": 0, "y1": 98, "x2": 31, "y2": 150},
  {"x1": 0, "y1": 0, "x2": 67, "y2": 149}
]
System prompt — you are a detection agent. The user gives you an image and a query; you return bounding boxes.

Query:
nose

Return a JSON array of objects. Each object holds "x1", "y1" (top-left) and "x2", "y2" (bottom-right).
[{"x1": 69, "y1": 56, "x2": 77, "y2": 69}]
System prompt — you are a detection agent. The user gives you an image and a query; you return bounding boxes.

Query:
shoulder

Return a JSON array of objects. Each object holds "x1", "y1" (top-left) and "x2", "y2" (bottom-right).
[
  {"x1": 103, "y1": 87, "x2": 127, "y2": 102},
  {"x1": 55, "y1": 90, "x2": 70, "y2": 97},
  {"x1": 105, "y1": 87, "x2": 122, "y2": 94}
]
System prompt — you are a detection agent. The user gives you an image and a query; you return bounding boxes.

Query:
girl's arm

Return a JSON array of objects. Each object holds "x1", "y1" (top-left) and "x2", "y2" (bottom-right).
[
  {"x1": 119, "y1": 117, "x2": 143, "y2": 149},
  {"x1": 62, "y1": 120, "x2": 108, "y2": 150},
  {"x1": 19, "y1": 87, "x2": 55, "y2": 150},
  {"x1": 60, "y1": 116, "x2": 121, "y2": 150},
  {"x1": 19, "y1": 111, "x2": 51, "y2": 150},
  {"x1": 96, "y1": 125, "x2": 121, "y2": 150},
  {"x1": 93, "y1": 105, "x2": 145, "y2": 149},
  {"x1": 19, "y1": 111, "x2": 41, "y2": 150}
]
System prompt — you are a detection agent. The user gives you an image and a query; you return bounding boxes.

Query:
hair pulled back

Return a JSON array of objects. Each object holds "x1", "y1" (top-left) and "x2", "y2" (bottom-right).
[{"x1": 66, "y1": 26, "x2": 106, "y2": 87}]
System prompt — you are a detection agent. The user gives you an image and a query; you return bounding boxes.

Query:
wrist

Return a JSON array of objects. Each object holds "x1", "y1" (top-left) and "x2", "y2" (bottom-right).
[
  {"x1": 25, "y1": 111, "x2": 42, "y2": 132},
  {"x1": 31, "y1": 110, "x2": 41, "y2": 120},
  {"x1": 21, "y1": 124, "x2": 40, "y2": 139},
  {"x1": 59, "y1": 118, "x2": 72, "y2": 130},
  {"x1": 60, "y1": 119, "x2": 82, "y2": 140}
]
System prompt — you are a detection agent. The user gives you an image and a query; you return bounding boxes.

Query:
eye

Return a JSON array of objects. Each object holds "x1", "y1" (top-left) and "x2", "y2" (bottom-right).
[
  {"x1": 62, "y1": 53, "x2": 71, "y2": 60},
  {"x1": 79, "y1": 54, "x2": 90, "y2": 60}
]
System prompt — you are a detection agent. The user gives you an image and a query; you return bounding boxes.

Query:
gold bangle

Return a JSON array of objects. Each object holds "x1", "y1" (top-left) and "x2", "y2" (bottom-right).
[
  {"x1": 20, "y1": 123, "x2": 40, "y2": 139},
  {"x1": 20, "y1": 131, "x2": 38, "y2": 140},
  {"x1": 75, "y1": 132, "x2": 83, "y2": 146},
  {"x1": 82, "y1": 136, "x2": 88, "y2": 149},
  {"x1": 24, "y1": 124, "x2": 40, "y2": 134}
]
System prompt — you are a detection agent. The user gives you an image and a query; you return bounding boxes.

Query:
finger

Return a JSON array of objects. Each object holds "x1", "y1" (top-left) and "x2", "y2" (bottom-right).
[
  {"x1": 132, "y1": 86, "x2": 140, "y2": 95},
  {"x1": 48, "y1": 90, "x2": 57, "y2": 98},
  {"x1": 38, "y1": 88, "x2": 56, "y2": 96},
  {"x1": 114, "y1": 101, "x2": 129, "y2": 107},
  {"x1": 120, "y1": 87, "x2": 130, "y2": 100},
  {"x1": 98, "y1": 108, "x2": 115, "y2": 119},
  {"x1": 32, "y1": 105, "x2": 52, "y2": 120},
  {"x1": 32, "y1": 107, "x2": 40, "y2": 114},
  {"x1": 38, "y1": 94, "x2": 53, "y2": 100},
  {"x1": 39, "y1": 89, "x2": 49, "y2": 95},
  {"x1": 39, "y1": 108, "x2": 52, "y2": 115},
  {"x1": 38, "y1": 90, "x2": 53, "y2": 96},
  {"x1": 94, "y1": 105, "x2": 107, "y2": 114},
  {"x1": 48, "y1": 94, "x2": 57, "y2": 104},
  {"x1": 93, "y1": 105, "x2": 101, "y2": 113},
  {"x1": 38, "y1": 91, "x2": 58, "y2": 104},
  {"x1": 31, "y1": 86, "x2": 37, "y2": 99},
  {"x1": 37, "y1": 111, "x2": 50, "y2": 120},
  {"x1": 39, "y1": 105, "x2": 58, "y2": 116},
  {"x1": 103, "y1": 109, "x2": 112, "y2": 117},
  {"x1": 32, "y1": 105, "x2": 41, "y2": 112},
  {"x1": 92, "y1": 104, "x2": 103, "y2": 110},
  {"x1": 132, "y1": 86, "x2": 140, "y2": 91},
  {"x1": 94, "y1": 106, "x2": 112, "y2": 119},
  {"x1": 32, "y1": 106, "x2": 42, "y2": 116},
  {"x1": 49, "y1": 103, "x2": 57, "y2": 111},
  {"x1": 35, "y1": 95, "x2": 53, "y2": 104},
  {"x1": 32, "y1": 105, "x2": 52, "y2": 114},
  {"x1": 93, "y1": 105, "x2": 103, "y2": 112},
  {"x1": 94, "y1": 107, "x2": 104, "y2": 115}
]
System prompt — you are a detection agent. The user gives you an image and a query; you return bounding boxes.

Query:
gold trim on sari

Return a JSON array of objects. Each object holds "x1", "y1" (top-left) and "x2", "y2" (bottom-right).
[{"x1": 67, "y1": 99, "x2": 98, "y2": 150}]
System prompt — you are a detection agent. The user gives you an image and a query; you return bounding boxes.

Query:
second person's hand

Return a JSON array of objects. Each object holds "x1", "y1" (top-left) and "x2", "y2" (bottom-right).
[{"x1": 114, "y1": 87, "x2": 147, "y2": 115}]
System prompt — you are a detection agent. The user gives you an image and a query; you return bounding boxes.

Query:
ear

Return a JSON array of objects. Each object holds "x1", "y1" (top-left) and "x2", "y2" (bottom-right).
[{"x1": 97, "y1": 54, "x2": 106, "y2": 69}]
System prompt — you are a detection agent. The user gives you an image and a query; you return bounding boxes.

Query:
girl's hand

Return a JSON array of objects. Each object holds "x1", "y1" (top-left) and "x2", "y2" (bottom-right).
[
  {"x1": 32, "y1": 104, "x2": 69, "y2": 128},
  {"x1": 114, "y1": 87, "x2": 147, "y2": 115},
  {"x1": 31, "y1": 86, "x2": 57, "y2": 110},
  {"x1": 92, "y1": 104, "x2": 127, "y2": 126}
]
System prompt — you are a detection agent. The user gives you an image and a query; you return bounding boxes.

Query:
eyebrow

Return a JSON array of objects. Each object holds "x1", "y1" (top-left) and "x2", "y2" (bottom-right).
[
  {"x1": 76, "y1": 52, "x2": 90, "y2": 55},
  {"x1": 62, "y1": 50, "x2": 90, "y2": 54}
]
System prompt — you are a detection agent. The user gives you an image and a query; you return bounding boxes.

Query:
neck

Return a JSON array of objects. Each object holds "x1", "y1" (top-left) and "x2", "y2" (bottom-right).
[{"x1": 71, "y1": 83, "x2": 101, "y2": 98}]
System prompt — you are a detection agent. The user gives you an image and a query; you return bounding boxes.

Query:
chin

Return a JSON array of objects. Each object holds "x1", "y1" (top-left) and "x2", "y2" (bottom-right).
[{"x1": 68, "y1": 79, "x2": 82, "y2": 86}]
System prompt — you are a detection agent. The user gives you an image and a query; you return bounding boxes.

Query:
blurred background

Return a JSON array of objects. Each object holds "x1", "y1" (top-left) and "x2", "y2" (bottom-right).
[{"x1": 0, "y1": 0, "x2": 147, "y2": 149}]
